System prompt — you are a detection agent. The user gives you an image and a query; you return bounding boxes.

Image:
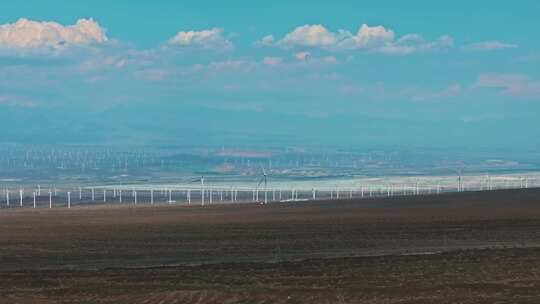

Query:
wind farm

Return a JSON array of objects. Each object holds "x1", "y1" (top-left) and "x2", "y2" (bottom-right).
[{"x1": 2, "y1": 171, "x2": 540, "y2": 209}]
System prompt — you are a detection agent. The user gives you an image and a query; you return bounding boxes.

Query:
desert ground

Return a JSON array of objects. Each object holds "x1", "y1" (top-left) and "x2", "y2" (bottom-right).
[{"x1": 1, "y1": 188, "x2": 540, "y2": 303}]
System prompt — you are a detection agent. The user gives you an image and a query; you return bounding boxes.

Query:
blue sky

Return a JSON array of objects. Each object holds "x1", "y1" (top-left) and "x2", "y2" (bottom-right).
[{"x1": 0, "y1": 1, "x2": 539, "y2": 150}]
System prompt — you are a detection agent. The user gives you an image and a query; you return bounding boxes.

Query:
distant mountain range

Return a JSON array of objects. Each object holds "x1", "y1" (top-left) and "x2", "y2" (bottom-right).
[{"x1": 1, "y1": 103, "x2": 539, "y2": 153}]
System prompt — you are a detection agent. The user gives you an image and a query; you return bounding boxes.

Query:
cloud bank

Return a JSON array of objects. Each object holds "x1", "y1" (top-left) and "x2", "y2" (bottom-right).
[{"x1": 257, "y1": 24, "x2": 453, "y2": 54}]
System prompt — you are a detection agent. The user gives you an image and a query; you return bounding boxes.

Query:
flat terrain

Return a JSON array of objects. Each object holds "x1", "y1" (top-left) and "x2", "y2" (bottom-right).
[{"x1": 1, "y1": 188, "x2": 540, "y2": 303}]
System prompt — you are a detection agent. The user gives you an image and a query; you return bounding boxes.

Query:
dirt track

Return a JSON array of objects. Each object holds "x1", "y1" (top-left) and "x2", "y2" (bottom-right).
[{"x1": 1, "y1": 188, "x2": 540, "y2": 303}]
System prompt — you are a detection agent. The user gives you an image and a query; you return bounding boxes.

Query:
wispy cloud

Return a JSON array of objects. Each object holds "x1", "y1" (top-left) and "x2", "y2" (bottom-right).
[
  {"x1": 0, "y1": 95, "x2": 37, "y2": 107},
  {"x1": 133, "y1": 68, "x2": 171, "y2": 82},
  {"x1": 411, "y1": 84, "x2": 463, "y2": 101},
  {"x1": 262, "y1": 56, "x2": 282, "y2": 65},
  {"x1": 207, "y1": 60, "x2": 255, "y2": 72},
  {"x1": 379, "y1": 34, "x2": 453, "y2": 55},
  {"x1": 462, "y1": 41, "x2": 518, "y2": 52},
  {"x1": 475, "y1": 74, "x2": 540, "y2": 98},
  {"x1": 337, "y1": 84, "x2": 364, "y2": 96}
]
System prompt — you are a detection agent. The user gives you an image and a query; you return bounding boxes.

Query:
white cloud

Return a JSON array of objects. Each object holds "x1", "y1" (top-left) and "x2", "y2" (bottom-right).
[
  {"x1": 168, "y1": 28, "x2": 232, "y2": 50},
  {"x1": 262, "y1": 56, "x2": 282, "y2": 65},
  {"x1": 462, "y1": 41, "x2": 518, "y2": 52},
  {"x1": 295, "y1": 51, "x2": 311, "y2": 61},
  {"x1": 258, "y1": 23, "x2": 453, "y2": 55},
  {"x1": 0, "y1": 18, "x2": 107, "y2": 50},
  {"x1": 476, "y1": 74, "x2": 540, "y2": 98},
  {"x1": 337, "y1": 24, "x2": 394, "y2": 50},
  {"x1": 280, "y1": 24, "x2": 338, "y2": 47},
  {"x1": 254, "y1": 35, "x2": 275, "y2": 47}
]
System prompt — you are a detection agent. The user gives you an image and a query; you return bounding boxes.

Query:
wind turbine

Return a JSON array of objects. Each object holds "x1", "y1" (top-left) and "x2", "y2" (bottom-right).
[
  {"x1": 458, "y1": 169, "x2": 464, "y2": 192},
  {"x1": 447, "y1": 166, "x2": 464, "y2": 193},
  {"x1": 256, "y1": 166, "x2": 268, "y2": 204},
  {"x1": 190, "y1": 176, "x2": 205, "y2": 206}
]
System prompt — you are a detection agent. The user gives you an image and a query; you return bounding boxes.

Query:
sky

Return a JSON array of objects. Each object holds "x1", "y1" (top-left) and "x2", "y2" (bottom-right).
[{"x1": 0, "y1": 1, "x2": 539, "y2": 151}]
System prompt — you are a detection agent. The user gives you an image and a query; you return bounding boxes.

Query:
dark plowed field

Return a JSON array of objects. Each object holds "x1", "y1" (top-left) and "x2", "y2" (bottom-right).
[{"x1": 1, "y1": 188, "x2": 540, "y2": 303}]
